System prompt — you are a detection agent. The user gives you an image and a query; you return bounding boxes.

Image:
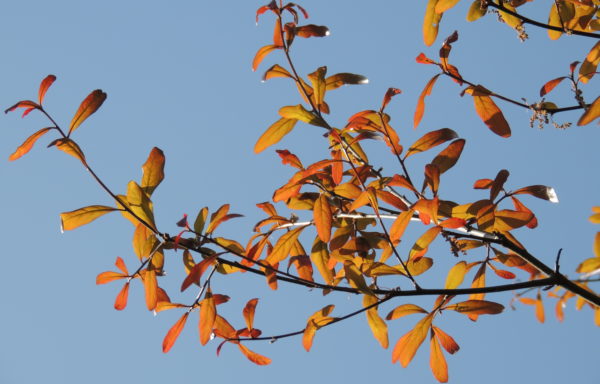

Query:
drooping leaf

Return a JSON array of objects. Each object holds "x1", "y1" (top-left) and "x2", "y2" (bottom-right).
[
  {"x1": 279, "y1": 104, "x2": 326, "y2": 127},
  {"x1": 114, "y1": 282, "x2": 130, "y2": 311},
  {"x1": 431, "y1": 139, "x2": 465, "y2": 174},
  {"x1": 141, "y1": 147, "x2": 165, "y2": 196},
  {"x1": 363, "y1": 294, "x2": 388, "y2": 349},
  {"x1": 465, "y1": 86, "x2": 511, "y2": 137},
  {"x1": 445, "y1": 261, "x2": 467, "y2": 289},
  {"x1": 314, "y1": 194, "x2": 332, "y2": 242},
  {"x1": 252, "y1": 44, "x2": 280, "y2": 71},
  {"x1": 266, "y1": 226, "x2": 306, "y2": 263},
  {"x1": 414, "y1": 74, "x2": 441, "y2": 129},
  {"x1": 243, "y1": 298, "x2": 259, "y2": 330},
  {"x1": 163, "y1": 313, "x2": 189, "y2": 353},
  {"x1": 262, "y1": 64, "x2": 293, "y2": 81},
  {"x1": 432, "y1": 326, "x2": 459, "y2": 354},
  {"x1": 406, "y1": 128, "x2": 458, "y2": 158},
  {"x1": 579, "y1": 40, "x2": 600, "y2": 84},
  {"x1": 69, "y1": 89, "x2": 107, "y2": 135},
  {"x1": 8, "y1": 127, "x2": 52, "y2": 161},
  {"x1": 381, "y1": 88, "x2": 401, "y2": 111},
  {"x1": 48, "y1": 138, "x2": 87, "y2": 164},
  {"x1": 423, "y1": 0, "x2": 443, "y2": 46},
  {"x1": 392, "y1": 313, "x2": 434, "y2": 367},
  {"x1": 38, "y1": 74, "x2": 56, "y2": 104},
  {"x1": 237, "y1": 343, "x2": 272, "y2": 365},
  {"x1": 143, "y1": 269, "x2": 158, "y2": 310},
  {"x1": 60, "y1": 205, "x2": 118, "y2": 231},
  {"x1": 578, "y1": 96, "x2": 600, "y2": 126},
  {"x1": 429, "y1": 331, "x2": 449, "y2": 383},
  {"x1": 199, "y1": 290, "x2": 217, "y2": 345}
]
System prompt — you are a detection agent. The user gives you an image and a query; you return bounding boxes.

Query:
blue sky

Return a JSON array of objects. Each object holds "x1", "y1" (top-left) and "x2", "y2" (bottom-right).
[{"x1": 1, "y1": 1, "x2": 598, "y2": 383}]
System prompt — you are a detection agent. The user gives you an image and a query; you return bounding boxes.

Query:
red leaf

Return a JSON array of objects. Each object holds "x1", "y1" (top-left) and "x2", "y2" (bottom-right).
[
  {"x1": 539, "y1": 76, "x2": 566, "y2": 97},
  {"x1": 381, "y1": 88, "x2": 401, "y2": 111},
  {"x1": 38, "y1": 75, "x2": 57, "y2": 104}
]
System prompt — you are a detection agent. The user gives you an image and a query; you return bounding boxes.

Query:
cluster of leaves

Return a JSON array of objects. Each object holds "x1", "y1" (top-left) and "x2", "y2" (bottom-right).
[{"x1": 5, "y1": 0, "x2": 600, "y2": 382}]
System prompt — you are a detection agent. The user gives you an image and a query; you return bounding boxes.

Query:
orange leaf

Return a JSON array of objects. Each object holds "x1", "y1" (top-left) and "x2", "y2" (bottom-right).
[
  {"x1": 48, "y1": 138, "x2": 87, "y2": 164},
  {"x1": 494, "y1": 209, "x2": 534, "y2": 232},
  {"x1": 414, "y1": 74, "x2": 441, "y2": 129},
  {"x1": 314, "y1": 194, "x2": 332, "y2": 242},
  {"x1": 69, "y1": 89, "x2": 107, "y2": 135},
  {"x1": 389, "y1": 210, "x2": 414, "y2": 243},
  {"x1": 432, "y1": 326, "x2": 459, "y2": 354},
  {"x1": 406, "y1": 128, "x2": 458, "y2": 158},
  {"x1": 466, "y1": 87, "x2": 511, "y2": 137},
  {"x1": 243, "y1": 298, "x2": 259, "y2": 331},
  {"x1": 162, "y1": 313, "x2": 189, "y2": 353},
  {"x1": 279, "y1": 104, "x2": 326, "y2": 127},
  {"x1": 386, "y1": 304, "x2": 428, "y2": 320},
  {"x1": 303, "y1": 305, "x2": 335, "y2": 351},
  {"x1": 490, "y1": 169, "x2": 509, "y2": 201},
  {"x1": 512, "y1": 185, "x2": 559, "y2": 203},
  {"x1": 535, "y1": 291, "x2": 545, "y2": 323},
  {"x1": 114, "y1": 282, "x2": 130, "y2": 311},
  {"x1": 143, "y1": 269, "x2": 158, "y2": 311},
  {"x1": 115, "y1": 256, "x2": 128, "y2": 275},
  {"x1": 444, "y1": 261, "x2": 467, "y2": 289},
  {"x1": 295, "y1": 24, "x2": 330, "y2": 38},
  {"x1": 435, "y1": 0, "x2": 460, "y2": 13},
  {"x1": 8, "y1": 127, "x2": 52, "y2": 161},
  {"x1": 430, "y1": 332, "x2": 449, "y2": 383},
  {"x1": 96, "y1": 271, "x2": 127, "y2": 285},
  {"x1": 392, "y1": 313, "x2": 434, "y2": 367},
  {"x1": 423, "y1": 0, "x2": 443, "y2": 46},
  {"x1": 60, "y1": 205, "x2": 117, "y2": 231},
  {"x1": 445, "y1": 300, "x2": 504, "y2": 315},
  {"x1": 254, "y1": 118, "x2": 298, "y2": 153},
  {"x1": 431, "y1": 139, "x2": 465, "y2": 174},
  {"x1": 308, "y1": 66, "x2": 327, "y2": 112},
  {"x1": 262, "y1": 64, "x2": 293, "y2": 81},
  {"x1": 5, "y1": 100, "x2": 40, "y2": 116},
  {"x1": 180, "y1": 255, "x2": 217, "y2": 292},
  {"x1": 363, "y1": 294, "x2": 389, "y2": 349},
  {"x1": 141, "y1": 147, "x2": 165, "y2": 196},
  {"x1": 266, "y1": 226, "x2": 306, "y2": 264},
  {"x1": 409, "y1": 226, "x2": 441, "y2": 260},
  {"x1": 237, "y1": 343, "x2": 272, "y2": 365},
  {"x1": 38, "y1": 74, "x2": 56, "y2": 104},
  {"x1": 539, "y1": 76, "x2": 566, "y2": 97},
  {"x1": 252, "y1": 44, "x2": 280, "y2": 72},
  {"x1": 381, "y1": 88, "x2": 401, "y2": 111},
  {"x1": 416, "y1": 52, "x2": 437, "y2": 65},
  {"x1": 439, "y1": 217, "x2": 466, "y2": 229},
  {"x1": 578, "y1": 96, "x2": 600, "y2": 126},
  {"x1": 199, "y1": 290, "x2": 217, "y2": 345}
]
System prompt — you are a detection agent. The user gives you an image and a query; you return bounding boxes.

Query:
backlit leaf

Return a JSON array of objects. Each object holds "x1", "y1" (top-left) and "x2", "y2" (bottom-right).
[
  {"x1": 406, "y1": 128, "x2": 458, "y2": 158},
  {"x1": 96, "y1": 271, "x2": 127, "y2": 285},
  {"x1": 578, "y1": 96, "x2": 600, "y2": 126},
  {"x1": 308, "y1": 66, "x2": 327, "y2": 112},
  {"x1": 363, "y1": 294, "x2": 388, "y2": 349},
  {"x1": 8, "y1": 127, "x2": 52, "y2": 161},
  {"x1": 389, "y1": 210, "x2": 414, "y2": 244},
  {"x1": 512, "y1": 185, "x2": 559, "y2": 203},
  {"x1": 181, "y1": 255, "x2": 217, "y2": 292},
  {"x1": 60, "y1": 205, "x2": 117, "y2": 231},
  {"x1": 381, "y1": 88, "x2": 401, "y2": 111},
  {"x1": 409, "y1": 226, "x2": 441, "y2": 260},
  {"x1": 435, "y1": 0, "x2": 460, "y2": 14},
  {"x1": 430, "y1": 332, "x2": 449, "y2": 383},
  {"x1": 432, "y1": 326, "x2": 459, "y2": 354},
  {"x1": 199, "y1": 290, "x2": 217, "y2": 345},
  {"x1": 540, "y1": 77, "x2": 566, "y2": 97},
  {"x1": 238, "y1": 343, "x2": 272, "y2": 365},
  {"x1": 445, "y1": 300, "x2": 504, "y2": 315},
  {"x1": 38, "y1": 74, "x2": 56, "y2": 104},
  {"x1": 141, "y1": 147, "x2": 165, "y2": 196},
  {"x1": 535, "y1": 291, "x2": 545, "y2": 323},
  {"x1": 466, "y1": 0, "x2": 486, "y2": 22},
  {"x1": 465, "y1": 86, "x2": 511, "y2": 137},
  {"x1": 279, "y1": 104, "x2": 326, "y2": 127},
  {"x1": 295, "y1": 24, "x2": 330, "y2": 38},
  {"x1": 266, "y1": 226, "x2": 306, "y2": 263},
  {"x1": 255, "y1": 118, "x2": 298, "y2": 154},
  {"x1": 49, "y1": 138, "x2": 87, "y2": 164},
  {"x1": 392, "y1": 313, "x2": 434, "y2": 367},
  {"x1": 262, "y1": 64, "x2": 293, "y2": 81},
  {"x1": 343, "y1": 261, "x2": 372, "y2": 295},
  {"x1": 431, "y1": 139, "x2": 465, "y2": 173},
  {"x1": 579, "y1": 40, "x2": 600, "y2": 83},
  {"x1": 445, "y1": 261, "x2": 467, "y2": 289},
  {"x1": 303, "y1": 305, "x2": 335, "y2": 351},
  {"x1": 243, "y1": 298, "x2": 259, "y2": 330},
  {"x1": 114, "y1": 282, "x2": 130, "y2": 311},
  {"x1": 314, "y1": 194, "x2": 332, "y2": 242},
  {"x1": 143, "y1": 269, "x2": 158, "y2": 310},
  {"x1": 252, "y1": 44, "x2": 280, "y2": 71},
  {"x1": 162, "y1": 313, "x2": 189, "y2": 353},
  {"x1": 4, "y1": 100, "x2": 40, "y2": 116},
  {"x1": 325, "y1": 73, "x2": 368, "y2": 90},
  {"x1": 414, "y1": 74, "x2": 441, "y2": 129},
  {"x1": 577, "y1": 257, "x2": 600, "y2": 273},
  {"x1": 423, "y1": 0, "x2": 443, "y2": 46},
  {"x1": 386, "y1": 304, "x2": 428, "y2": 320},
  {"x1": 494, "y1": 209, "x2": 534, "y2": 232},
  {"x1": 69, "y1": 89, "x2": 107, "y2": 135}
]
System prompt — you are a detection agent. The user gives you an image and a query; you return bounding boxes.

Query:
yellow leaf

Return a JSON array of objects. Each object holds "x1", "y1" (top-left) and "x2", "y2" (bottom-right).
[
  {"x1": 423, "y1": 0, "x2": 443, "y2": 46},
  {"x1": 576, "y1": 257, "x2": 600, "y2": 273},
  {"x1": 8, "y1": 127, "x2": 52, "y2": 161},
  {"x1": 430, "y1": 332, "x2": 449, "y2": 383},
  {"x1": 262, "y1": 64, "x2": 292, "y2": 81},
  {"x1": 141, "y1": 147, "x2": 165, "y2": 196},
  {"x1": 579, "y1": 41, "x2": 600, "y2": 84},
  {"x1": 409, "y1": 226, "x2": 441, "y2": 260},
  {"x1": 498, "y1": 3, "x2": 522, "y2": 29},
  {"x1": 199, "y1": 290, "x2": 217, "y2": 345},
  {"x1": 308, "y1": 66, "x2": 327, "y2": 112},
  {"x1": 279, "y1": 104, "x2": 327, "y2": 127},
  {"x1": 494, "y1": 209, "x2": 535, "y2": 232},
  {"x1": 162, "y1": 313, "x2": 189, "y2": 353},
  {"x1": 49, "y1": 138, "x2": 87, "y2": 164},
  {"x1": 466, "y1": 0, "x2": 486, "y2": 22},
  {"x1": 578, "y1": 96, "x2": 600, "y2": 126},
  {"x1": 389, "y1": 210, "x2": 414, "y2": 243},
  {"x1": 69, "y1": 89, "x2": 107, "y2": 135},
  {"x1": 254, "y1": 117, "x2": 298, "y2": 153},
  {"x1": 343, "y1": 261, "x2": 373, "y2": 295},
  {"x1": 143, "y1": 269, "x2": 158, "y2": 311},
  {"x1": 266, "y1": 226, "x2": 306, "y2": 263},
  {"x1": 435, "y1": 0, "x2": 460, "y2": 14},
  {"x1": 413, "y1": 74, "x2": 441, "y2": 129},
  {"x1": 303, "y1": 305, "x2": 335, "y2": 351},
  {"x1": 311, "y1": 238, "x2": 333, "y2": 284},
  {"x1": 386, "y1": 304, "x2": 428, "y2": 320},
  {"x1": 60, "y1": 205, "x2": 117, "y2": 231},
  {"x1": 363, "y1": 294, "x2": 388, "y2": 349},
  {"x1": 444, "y1": 261, "x2": 467, "y2": 289},
  {"x1": 392, "y1": 313, "x2": 434, "y2": 367},
  {"x1": 121, "y1": 180, "x2": 156, "y2": 229}
]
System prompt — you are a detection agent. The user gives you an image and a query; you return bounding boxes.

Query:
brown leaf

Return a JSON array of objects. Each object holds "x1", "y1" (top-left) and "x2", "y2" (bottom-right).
[
  {"x1": 406, "y1": 128, "x2": 458, "y2": 158},
  {"x1": 431, "y1": 139, "x2": 465, "y2": 174}
]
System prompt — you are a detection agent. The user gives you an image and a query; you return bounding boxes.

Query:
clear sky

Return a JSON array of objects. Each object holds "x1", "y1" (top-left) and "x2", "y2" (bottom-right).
[{"x1": 1, "y1": 1, "x2": 598, "y2": 383}]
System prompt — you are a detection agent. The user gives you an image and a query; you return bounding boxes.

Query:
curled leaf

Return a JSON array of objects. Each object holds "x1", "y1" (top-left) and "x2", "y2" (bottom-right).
[{"x1": 69, "y1": 89, "x2": 107, "y2": 135}]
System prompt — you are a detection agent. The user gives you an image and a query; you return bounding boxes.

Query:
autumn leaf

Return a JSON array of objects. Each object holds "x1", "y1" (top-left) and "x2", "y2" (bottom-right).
[
  {"x1": 381, "y1": 88, "x2": 401, "y2": 112},
  {"x1": 199, "y1": 290, "x2": 217, "y2": 345},
  {"x1": 409, "y1": 226, "x2": 441, "y2": 260},
  {"x1": 48, "y1": 138, "x2": 87, "y2": 164},
  {"x1": 163, "y1": 313, "x2": 189, "y2": 353},
  {"x1": 445, "y1": 261, "x2": 468, "y2": 289},
  {"x1": 255, "y1": 118, "x2": 299, "y2": 153},
  {"x1": 512, "y1": 185, "x2": 559, "y2": 203},
  {"x1": 430, "y1": 331, "x2": 449, "y2": 383},
  {"x1": 445, "y1": 300, "x2": 504, "y2": 315},
  {"x1": 60, "y1": 205, "x2": 118, "y2": 231},
  {"x1": 266, "y1": 226, "x2": 306, "y2": 263},
  {"x1": 314, "y1": 194, "x2": 332, "y2": 242},
  {"x1": 435, "y1": 0, "x2": 460, "y2": 14},
  {"x1": 279, "y1": 104, "x2": 326, "y2": 127},
  {"x1": 243, "y1": 298, "x2": 259, "y2": 331},
  {"x1": 262, "y1": 64, "x2": 293, "y2": 81},
  {"x1": 143, "y1": 269, "x2": 158, "y2": 311},
  {"x1": 325, "y1": 73, "x2": 368, "y2": 90},
  {"x1": 579, "y1": 40, "x2": 600, "y2": 84},
  {"x1": 414, "y1": 74, "x2": 441, "y2": 129},
  {"x1": 464, "y1": 86, "x2": 511, "y2": 137},
  {"x1": 38, "y1": 74, "x2": 56, "y2": 104},
  {"x1": 539, "y1": 77, "x2": 567, "y2": 97},
  {"x1": 69, "y1": 89, "x2": 107, "y2": 135},
  {"x1": 577, "y1": 96, "x2": 600, "y2": 126},
  {"x1": 252, "y1": 44, "x2": 280, "y2": 71},
  {"x1": 392, "y1": 313, "x2": 434, "y2": 367},
  {"x1": 8, "y1": 127, "x2": 52, "y2": 161},
  {"x1": 303, "y1": 305, "x2": 335, "y2": 351},
  {"x1": 141, "y1": 147, "x2": 165, "y2": 196},
  {"x1": 363, "y1": 294, "x2": 388, "y2": 349},
  {"x1": 432, "y1": 326, "x2": 459, "y2": 354},
  {"x1": 237, "y1": 343, "x2": 272, "y2": 365},
  {"x1": 423, "y1": 0, "x2": 443, "y2": 46},
  {"x1": 466, "y1": 0, "x2": 487, "y2": 22},
  {"x1": 405, "y1": 128, "x2": 458, "y2": 158},
  {"x1": 114, "y1": 282, "x2": 130, "y2": 311},
  {"x1": 295, "y1": 24, "x2": 330, "y2": 38},
  {"x1": 386, "y1": 304, "x2": 428, "y2": 320},
  {"x1": 431, "y1": 139, "x2": 465, "y2": 174}
]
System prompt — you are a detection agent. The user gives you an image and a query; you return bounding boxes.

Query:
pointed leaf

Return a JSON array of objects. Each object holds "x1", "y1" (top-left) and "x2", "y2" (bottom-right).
[
  {"x1": 49, "y1": 138, "x2": 87, "y2": 164},
  {"x1": 114, "y1": 282, "x2": 130, "y2": 311},
  {"x1": 314, "y1": 194, "x2": 332, "y2": 242},
  {"x1": 445, "y1": 300, "x2": 504, "y2": 315},
  {"x1": 540, "y1": 77, "x2": 567, "y2": 97},
  {"x1": 254, "y1": 118, "x2": 298, "y2": 153},
  {"x1": 266, "y1": 226, "x2": 306, "y2": 263},
  {"x1": 252, "y1": 44, "x2": 280, "y2": 71},
  {"x1": 409, "y1": 226, "x2": 442, "y2": 260},
  {"x1": 60, "y1": 205, "x2": 117, "y2": 231},
  {"x1": 141, "y1": 147, "x2": 165, "y2": 196},
  {"x1": 414, "y1": 74, "x2": 441, "y2": 129},
  {"x1": 466, "y1": 87, "x2": 511, "y2": 137},
  {"x1": 392, "y1": 313, "x2": 434, "y2": 367},
  {"x1": 69, "y1": 89, "x2": 107, "y2": 134},
  {"x1": 423, "y1": 0, "x2": 443, "y2": 46},
  {"x1": 199, "y1": 290, "x2": 217, "y2": 345},
  {"x1": 431, "y1": 139, "x2": 465, "y2": 174},
  {"x1": 325, "y1": 73, "x2": 368, "y2": 90},
  {"x1": 389, "y1": 210, "x2": 414, "y2": 243},
  {"x1": 512, "y1": 185, "x2": 559, "y2": 203},
  {"x1": 163, "y1": 313, "x2": 189, "y2": 353},
  {"x1": 279, "y1": 104, "x2": 326, "y2": 127},
  {"x1": 386, "y1": 304, "x2": 428, "y2": 320},
  {"x1": 9, "y1": 127, "x2": 52, "y2": 161},
  {"x1": 237, "y1": 343, "x2": 271, "y2": 365},
  {"x1": 143, "y1": 269, "x2": 158, "y2": 310},
  {"x1": 578, "y1": 96, "x2": 600, "y2": 126},
  {"x1": 363, "y1": 294, "x2": 388, "y2": 349},
  {"x1": 433, "y1": 326, "x2": 459, "y2": 354},
  {"x1": 430, "y1": 332, "x2": 449, "y2": 383},
  {"x1": 96, "y1": 271, "x2": 127, "y2": 285},
  {"x1": 406, "y1": 128, "x2": 458, "y2": 158},
  {"x1": 243, "y1": 298, "x2": 259, "y2": 331},
  {"x1": 38, "y1": 75, "x2": 56, "y2": 104}
]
